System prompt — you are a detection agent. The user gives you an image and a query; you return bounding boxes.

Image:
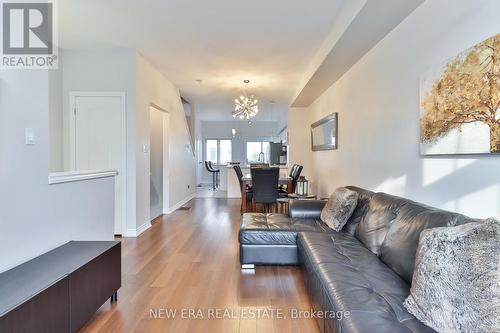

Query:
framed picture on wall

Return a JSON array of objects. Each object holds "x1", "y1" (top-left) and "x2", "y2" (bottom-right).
[
  {"x1": 311, "y1": 113, "x2": 338, "y2": 151},
  {"x1": 419, "y1": 33, "x2": 500, "y2": 155}
]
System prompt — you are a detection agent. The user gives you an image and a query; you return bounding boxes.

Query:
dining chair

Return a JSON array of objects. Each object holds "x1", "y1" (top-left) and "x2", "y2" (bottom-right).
[
  {"x1": 279, "y1": 164, "x2": 297, "y2": 194},
  {"x1": 290, "y1": 164, "x2": 303, "y2": 193},
  {"x1": 278, "y1": 164, "x2": 303, "y2": 197},
  {"x1": 277, "y1": 164, "x2": 304, "y2": 213},
  {"x1": 250, "y1": 167, "x2": 279, "y2": 213},
  {"x1": 233, "y1": 165, "x2": 253, "y2": 213}
]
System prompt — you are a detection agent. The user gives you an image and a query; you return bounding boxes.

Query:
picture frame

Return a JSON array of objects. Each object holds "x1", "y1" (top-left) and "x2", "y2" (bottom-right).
[{"x1": 311, "y1": 113, "x2": 338, "y2": 151}]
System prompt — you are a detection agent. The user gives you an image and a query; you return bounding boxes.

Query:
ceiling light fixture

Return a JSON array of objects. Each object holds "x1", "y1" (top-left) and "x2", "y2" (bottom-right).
[{"x1": 233, "y1": 80, "x2": 259, "y2": 120}]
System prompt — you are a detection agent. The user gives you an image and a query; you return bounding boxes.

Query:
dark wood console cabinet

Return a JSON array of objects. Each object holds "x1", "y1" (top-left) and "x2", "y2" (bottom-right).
[{"x1": 0, "y1": 241, "x2": 121, "y2": 333}]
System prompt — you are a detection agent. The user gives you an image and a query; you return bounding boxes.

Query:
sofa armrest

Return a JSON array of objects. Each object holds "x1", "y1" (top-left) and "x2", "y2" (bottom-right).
[{"x1": 289, "y1": 200, "x2": 326, "y2": 219}]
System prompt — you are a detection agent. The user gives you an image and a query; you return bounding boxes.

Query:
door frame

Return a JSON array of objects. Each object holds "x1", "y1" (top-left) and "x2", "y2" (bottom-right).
[
  {"x1": 149, "y1": 103, "x2": 170, "y2": 215},
  {"x1": 69, "y1": 91, "x2": 127, "y2": 235}
]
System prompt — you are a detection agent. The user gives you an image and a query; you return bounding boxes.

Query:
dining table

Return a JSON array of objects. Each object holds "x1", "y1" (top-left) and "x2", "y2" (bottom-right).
[{"x1": 241, "y1": 173, "x2": 293, "y2": 212}]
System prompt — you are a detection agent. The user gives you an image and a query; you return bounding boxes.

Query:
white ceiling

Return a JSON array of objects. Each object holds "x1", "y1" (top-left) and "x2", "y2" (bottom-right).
[
  {"x1": 292, "y1": 0, "x2": 425, "y2": 107},
  {"x1": 59, "y1": 0, "x2": 349, "y2": 121},
  {"x1": 59, "y1": 0, "x2": 424, "y2": 121}
]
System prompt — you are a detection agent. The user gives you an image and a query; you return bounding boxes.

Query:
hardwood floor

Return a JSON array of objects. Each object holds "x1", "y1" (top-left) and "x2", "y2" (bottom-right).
[{"x1": 80, "y1": 198, "x2": 320, "y2": 333}]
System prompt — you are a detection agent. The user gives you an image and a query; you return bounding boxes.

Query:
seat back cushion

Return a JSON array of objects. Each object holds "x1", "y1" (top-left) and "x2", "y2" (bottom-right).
[
  {"x1": 354, "y1": 193, "x2": 409, "y2": 255},
  {"x1": 378, "y1": 204, "x2": 475, "y2": 283},
  {"x1": 344, "y1": 186, "x2": 375, "y2": 234}
]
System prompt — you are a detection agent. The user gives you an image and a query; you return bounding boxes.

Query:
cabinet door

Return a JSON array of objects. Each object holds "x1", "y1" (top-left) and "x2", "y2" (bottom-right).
[
  {"x1": 69, "y1": 244, "x2": 121, "y2": 332},
  {"x1": 0, "y1": 277, "x2": 70, "y2": 333}
]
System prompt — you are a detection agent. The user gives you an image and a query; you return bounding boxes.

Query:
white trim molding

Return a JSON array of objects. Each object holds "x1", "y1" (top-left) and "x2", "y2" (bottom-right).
[
  {"x1": 49, "y1": 169, "x2": 118, "y2": 185},
  {"x1": 122, "y1": 193, "x2": 195, "y2": 237},
  {"x1": 124, "y1": 221, "x2": 151, "y2": 238},
  {"x1": 165, "y1": 193, "x2": 195, "y2": 214}
]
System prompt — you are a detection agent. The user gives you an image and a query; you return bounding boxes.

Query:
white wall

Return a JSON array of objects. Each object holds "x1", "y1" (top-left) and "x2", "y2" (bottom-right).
[
  {"x1": 52, "y1": 48, "x2": 196, "y2": 235},
  {"x1": 288, "y1": 107, "x2": 313, "y2": 182},
  {"x1": 182, "y1": 102, "x2": 196, "y2": 147},
  {"x1": 49, "y1": 54, "x2": 64, "y2": 172},
  {"x1": 149, "y1": 107, "x2": 165, "y2": 220},
  {"x1": 306, "y1": 0, "x2": 500, "y2": 219},
  {"x1": 59, "y1": 48, "x2": 139, "y2": 235},
  {"x1": 136, "y1": 54, "x2": 196, "y2": 226},
  {"x1": 0, "y1": 70, "x2": 115, "y2": 273},
  {"x1": 60, "y1": 48, "x2": 137, "y2": 170}
]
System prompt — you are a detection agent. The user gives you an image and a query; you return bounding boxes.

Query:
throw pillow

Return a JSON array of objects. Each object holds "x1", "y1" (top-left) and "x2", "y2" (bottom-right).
[
  {"x1": 320, "y1": 187, "x2": 359, "y2": 231},
  {"x1": 404, "y1": 218, "x2": 500, "y2": 333}
]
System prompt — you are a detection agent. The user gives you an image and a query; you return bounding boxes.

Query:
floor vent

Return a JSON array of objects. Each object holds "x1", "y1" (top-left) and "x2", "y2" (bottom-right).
[{"x1": 178, "y1": 206, "x2": 191, "y2": 211}]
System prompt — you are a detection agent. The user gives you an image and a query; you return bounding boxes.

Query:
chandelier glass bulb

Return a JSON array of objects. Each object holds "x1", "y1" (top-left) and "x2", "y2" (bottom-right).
[
  {"x1": 233, "y1": 94, "x2": 259, "y2": 120},
  {"x1": 233, "y1": 81, "x2": 259, "y2": 120}
]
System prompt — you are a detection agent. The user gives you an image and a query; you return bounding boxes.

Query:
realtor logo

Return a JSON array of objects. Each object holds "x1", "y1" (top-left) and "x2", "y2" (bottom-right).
[{"x1": 1, "y1": 1, "x2": 58, "y2": 69}]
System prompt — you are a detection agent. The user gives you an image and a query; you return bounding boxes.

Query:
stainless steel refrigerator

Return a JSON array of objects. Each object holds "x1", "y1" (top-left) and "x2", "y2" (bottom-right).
[{"x1": 269, "y1": 143, "x2": 288, "y2": 165}]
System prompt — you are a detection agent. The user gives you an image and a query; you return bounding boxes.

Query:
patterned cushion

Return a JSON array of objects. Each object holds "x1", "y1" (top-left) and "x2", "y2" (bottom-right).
[
  {"x1": 320, "y1": 188, "x2": 359, "y2": 231},
  {"x1": 404, "y1": 218, "x2": 500, "y2": 333}
]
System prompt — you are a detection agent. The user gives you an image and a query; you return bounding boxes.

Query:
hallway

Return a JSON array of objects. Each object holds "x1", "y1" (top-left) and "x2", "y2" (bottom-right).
[{"x1": 80, "y1": 198, "x2": 319, "y2": 333}]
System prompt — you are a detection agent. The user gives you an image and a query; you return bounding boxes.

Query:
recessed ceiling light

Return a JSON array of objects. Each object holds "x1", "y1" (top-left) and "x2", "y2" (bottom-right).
[{"x1": 243, "y1": 79, "x2": 250, "y2": 84}]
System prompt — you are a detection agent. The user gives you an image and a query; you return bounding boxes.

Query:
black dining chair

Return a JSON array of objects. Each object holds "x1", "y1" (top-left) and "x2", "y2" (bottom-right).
[
  {"x1": 290, "y1": 164, "x2": 303, "y2": 193},
  {"x1": 251, "y1": 167, "x2": 279, "y2": 213},
  {"x1": 278, "y1": 164, "x2": 296, "y2": 197},
  {"x1": 277, "y1": 164, "x2": 304, "y2": 213},
  {"x1": 233, "y1": 165, "x2": 253, "y2": 213},
  {"x1": 278, "y1": 164, "x2": 303, "y2": 197}
]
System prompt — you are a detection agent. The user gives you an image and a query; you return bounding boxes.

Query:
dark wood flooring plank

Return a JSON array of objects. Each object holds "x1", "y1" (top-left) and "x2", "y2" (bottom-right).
[{"x1": 80, "y1": 198, "x2": 320, "y2": 333}]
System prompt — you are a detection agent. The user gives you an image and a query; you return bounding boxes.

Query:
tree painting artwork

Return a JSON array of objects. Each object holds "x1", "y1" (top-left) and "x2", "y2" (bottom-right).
[{"x1": 420, "y1": 34, "x2": 499, "y2": 155}]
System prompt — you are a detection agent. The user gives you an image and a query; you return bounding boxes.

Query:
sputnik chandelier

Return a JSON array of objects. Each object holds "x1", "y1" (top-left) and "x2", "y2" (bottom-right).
[{"x1": 233, "y1": 80, "x2": 259, "y2": 120}]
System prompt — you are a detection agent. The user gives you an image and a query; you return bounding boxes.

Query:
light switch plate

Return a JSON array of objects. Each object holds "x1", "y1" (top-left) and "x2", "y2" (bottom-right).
[{"x1": 25, "y1": 128, "x2": 35, "y2": 145}]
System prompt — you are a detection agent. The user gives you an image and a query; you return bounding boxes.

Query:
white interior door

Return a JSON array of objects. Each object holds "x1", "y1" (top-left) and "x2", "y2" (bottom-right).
[
  {"x1": 150, "y1": 106, "x2": 164, "y2": 220},
  {"x1": 73, "y1": 95, "x2": 124, "y2": 234}
]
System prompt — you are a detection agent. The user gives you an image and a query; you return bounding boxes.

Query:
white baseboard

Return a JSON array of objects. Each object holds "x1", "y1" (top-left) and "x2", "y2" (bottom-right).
[
  {"x1": 124, "y1": 221, "x2": 151, "y2": 238},
  {"x1": 164, "y1": 193, "x2": 195, "y2": 214},
  {"x1": 122, "y1": 193, "x2": 195, "y2": 237}
]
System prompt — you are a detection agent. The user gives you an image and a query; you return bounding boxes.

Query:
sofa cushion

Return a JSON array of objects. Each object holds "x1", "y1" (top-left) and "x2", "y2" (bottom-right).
[
  {"x1": 404, "y1": 218, "x2": 500, "y2": 333},
  {"x1": 320, "y1": 188, "x2": 359, "y2": 231},
  {"x1": 379, "y1": 205, "x2": 474, "y2": 283},
  {"x1": 344, "y1": 186, "x2": 375, "y2": 234},
  {"x1": 354, "y1": 193, "x2": 409, "y2": 255},
  {"x1": 298, "y1": 232, "x2": 435, "y2": 333},
  {"x1": 239, "y1": 213, "x2": 328, "y2": 245}
]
